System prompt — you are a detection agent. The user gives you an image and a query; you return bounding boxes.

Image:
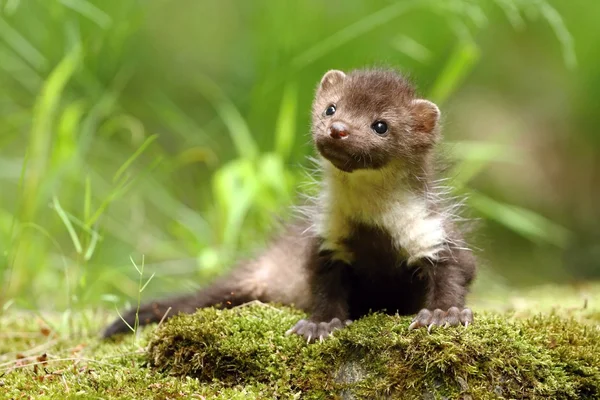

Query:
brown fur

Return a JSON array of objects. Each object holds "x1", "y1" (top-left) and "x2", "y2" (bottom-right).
[{"x1": 102, "y1": 68, "x2": 476, "y2": 339}]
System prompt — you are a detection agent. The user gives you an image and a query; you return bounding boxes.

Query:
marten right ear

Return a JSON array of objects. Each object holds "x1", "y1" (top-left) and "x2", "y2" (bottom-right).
[
  {"x1": 410, "y1": 99, "x2": 440, "y2": 134},
  {"x1": 319, "y1": 70, "x2": 346, "y2": 92}
]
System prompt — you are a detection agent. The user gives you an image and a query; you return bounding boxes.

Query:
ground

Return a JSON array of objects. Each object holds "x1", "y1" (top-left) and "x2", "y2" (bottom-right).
[{"x1": 1, "y1": 283, "x2": 599, "y2": 399}]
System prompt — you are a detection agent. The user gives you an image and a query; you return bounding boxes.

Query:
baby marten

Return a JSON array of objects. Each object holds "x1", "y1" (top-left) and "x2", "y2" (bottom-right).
[{"x1": 103, "y1": 68, "x2": 476, "y2": 342}]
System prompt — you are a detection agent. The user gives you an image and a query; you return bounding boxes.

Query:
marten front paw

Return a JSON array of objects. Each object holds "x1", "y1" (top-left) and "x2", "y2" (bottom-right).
[
  {"x1": 409, "y1": 307, "x2": 473, "y2": 332},
  {"x1": 286, "y1": 318, "x2": 352, "y2": 343}
]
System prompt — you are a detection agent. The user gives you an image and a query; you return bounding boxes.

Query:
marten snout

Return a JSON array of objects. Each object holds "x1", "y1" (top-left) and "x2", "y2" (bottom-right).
[{"x1": 329, "y1": 122, "x2": 349, "y2": 139}]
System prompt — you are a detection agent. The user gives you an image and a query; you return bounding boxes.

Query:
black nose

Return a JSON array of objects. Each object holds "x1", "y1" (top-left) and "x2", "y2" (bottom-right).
[{"x1": 329, "y1": 122, "x2": 349, "y2": 139}]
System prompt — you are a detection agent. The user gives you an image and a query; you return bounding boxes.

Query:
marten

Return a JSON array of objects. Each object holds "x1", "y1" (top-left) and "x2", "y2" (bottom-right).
[{"x1": 102, "y1": 68, "x2": 477, "y2": 342}]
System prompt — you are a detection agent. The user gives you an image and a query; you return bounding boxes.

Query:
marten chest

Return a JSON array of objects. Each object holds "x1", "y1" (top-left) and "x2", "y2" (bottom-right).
[
  {"x1": 342, "y1": 223, "x2": 406, "y2": 269},
  {"x1": 317, "y1": 184, "x2": 447, "y2": 264}
]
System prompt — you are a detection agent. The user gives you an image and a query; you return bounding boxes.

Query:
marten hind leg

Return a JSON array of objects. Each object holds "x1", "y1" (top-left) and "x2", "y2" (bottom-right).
[{"x1": 409, "y1": 248, "x2": 476, "y2": 331}]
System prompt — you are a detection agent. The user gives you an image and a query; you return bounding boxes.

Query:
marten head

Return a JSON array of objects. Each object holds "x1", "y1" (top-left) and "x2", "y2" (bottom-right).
[{"x1": 311, "y1": 68, "x2": 441, "y2": 173}]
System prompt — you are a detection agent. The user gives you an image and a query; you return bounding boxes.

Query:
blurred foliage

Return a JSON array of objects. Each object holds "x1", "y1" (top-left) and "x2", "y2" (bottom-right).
[{"x1": 0, "y1": 0, "x2": 598, "y2": 314}]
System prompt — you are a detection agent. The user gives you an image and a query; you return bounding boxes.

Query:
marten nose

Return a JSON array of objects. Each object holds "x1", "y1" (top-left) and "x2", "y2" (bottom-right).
[{"x1": 329, "y1": 122, "x2": 349, "y2": 139}]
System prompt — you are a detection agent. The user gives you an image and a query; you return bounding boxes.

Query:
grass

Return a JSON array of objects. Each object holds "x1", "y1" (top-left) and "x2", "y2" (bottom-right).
[
  {"x1": 1, "y1": 283, "x2": 599, "y2": 399},
  {"x1": 0, "y1": 0, "x2": 579, "y2": 315}
]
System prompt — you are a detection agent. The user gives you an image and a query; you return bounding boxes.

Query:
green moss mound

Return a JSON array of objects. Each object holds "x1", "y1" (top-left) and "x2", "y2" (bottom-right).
[{"x1": 148, "y1": 304, "x2": 600, "y2": 399}]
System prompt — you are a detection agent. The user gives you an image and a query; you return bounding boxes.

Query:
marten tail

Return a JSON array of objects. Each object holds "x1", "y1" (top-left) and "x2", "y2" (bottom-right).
[
  {"x1": 101, "y1": 273, "x2": 263, "y2": 338},
  {"x1": 102, "y1": 223, "x2": 315, "y2": 338}
]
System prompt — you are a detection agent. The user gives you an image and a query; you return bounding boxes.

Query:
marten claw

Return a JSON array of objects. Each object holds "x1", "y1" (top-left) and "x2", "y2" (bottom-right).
[
  {"x1": 409, "y1": 307, "x2": 473, "y2": 331},
  {"x1": 286, "y1": 317, "x2": 351, "y2": 343}
]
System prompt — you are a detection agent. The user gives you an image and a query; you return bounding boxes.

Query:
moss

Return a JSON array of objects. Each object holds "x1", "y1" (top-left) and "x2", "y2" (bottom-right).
[
  {"x1": 148, "y1": 305, "x2": 600, "y2": 399},
  {"x1": 0, "y1": 311, "x2": 290, "y2": 399},
  {"x1": 2, "y1": 284, "x2": 600, "y2": 399}
]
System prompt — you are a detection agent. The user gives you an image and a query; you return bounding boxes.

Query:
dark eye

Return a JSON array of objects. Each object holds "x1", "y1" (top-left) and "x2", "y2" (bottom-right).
[
  {"x1": 325, "y1": 104, "x2": 336, "y2": 116},
  {"x1": 371, "y1": 121, "x2": 388, "y2": 135}
]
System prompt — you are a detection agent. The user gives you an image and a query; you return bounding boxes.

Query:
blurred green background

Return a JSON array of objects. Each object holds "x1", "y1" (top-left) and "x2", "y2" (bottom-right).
[{"x1": 1, "y1": 0, "x2": 598, "y2": 314}]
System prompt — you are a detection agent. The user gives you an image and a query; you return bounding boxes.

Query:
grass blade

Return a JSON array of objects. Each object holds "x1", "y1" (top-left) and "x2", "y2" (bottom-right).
[
  {"x1": 538, "y1": 0, "x2": 577, "y2": 70},
  {"x1": 130, "y1": 255, "x2": 141, "y2": 275},
  {"x1": 115, "y1": 306, "x2": 135, "y2": 333},
  {"x1": 469, "y1": 192, "x2": 571, "y2": 247},
  {"x1": 0, "y1": 16, "x2": 47, "y2": 70},
  {"x1": 493, "y1": 0, "x2": 525, "y2": 29},
  {"x1": 140, "y1": 272, "x2": 156, "y2": 293},
  {"x1": 292, "y1": 0, "x2": 428, "y2": 70},
  {"x1": 2, "y1": 0, "x2": 22, "y2": 15},
  {"x1": 113, "y1": 134, "x2": 158, "y2": 183},
  {"x1": 274, "y1": 82, "x2": 297, "y2": 160},
  {"x1": 22, "y1": 44, "x2": 81, "y2": 221},
  {"x1": 52, "y1": 99, "x2": 86, "y2": 168},
  {"x1": 428, "y1": 40, "x2": 480, "y2": 104},
  {"x1": 52, "y1": 195, "x2": 83, "y2": 254},
  {"x1": 59, "y1": 0, "x2": 112, "y2": 29},
  {"x1": 83, "y1": 224, "x2": 99, "y2": 261},
  {"x1": 194, "y1": 75, "x2": 258, "y2": 160},
  {"x1": 392, "y1": 35, "x2": 432, "y2": 63}
]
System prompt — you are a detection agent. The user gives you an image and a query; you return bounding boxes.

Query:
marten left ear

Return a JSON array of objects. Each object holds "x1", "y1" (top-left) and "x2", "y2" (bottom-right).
[
  {"x1": 410, "y1": 99, "x2": 440, "y2": 134},
  {"x1": 319, "y1": 70, "x2": 346, "y2": 92}
]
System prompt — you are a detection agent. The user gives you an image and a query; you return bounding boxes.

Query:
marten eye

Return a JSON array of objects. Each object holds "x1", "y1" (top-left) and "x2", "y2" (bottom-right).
[
  {"x1": 324, "y1": 104, "x2": 336, "y2": 116},
  {"x1": 371, "y1": 121, "x2": 388, "y2": 135}
]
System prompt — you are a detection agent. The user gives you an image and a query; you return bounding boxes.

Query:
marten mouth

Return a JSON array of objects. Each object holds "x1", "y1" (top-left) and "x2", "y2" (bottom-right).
[{"x1": 316, "y1": 142, "x2": 357, "y2": 172}]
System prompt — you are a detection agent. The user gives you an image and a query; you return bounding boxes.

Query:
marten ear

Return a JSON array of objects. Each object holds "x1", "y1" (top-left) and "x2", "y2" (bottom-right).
[
  {"x1": 410, "y1": 99, "x2": 440, "y2": 134},
  {"x1": 319, "y1": 70, "x2": 346, "y2": 92}
]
